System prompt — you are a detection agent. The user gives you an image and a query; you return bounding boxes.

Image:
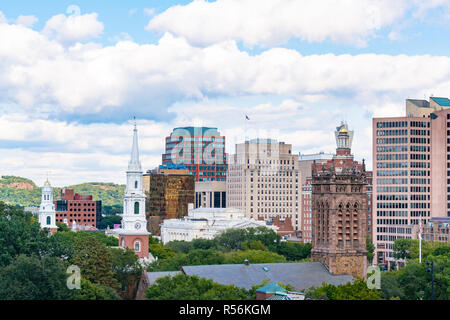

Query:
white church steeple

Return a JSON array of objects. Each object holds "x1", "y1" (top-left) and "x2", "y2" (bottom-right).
[
  {"x1": 121, "y1": 120, "x2": 149, "y2": 235},
  {"x1": 38, "y1": 179, "x2": 58, "y2": 232}
]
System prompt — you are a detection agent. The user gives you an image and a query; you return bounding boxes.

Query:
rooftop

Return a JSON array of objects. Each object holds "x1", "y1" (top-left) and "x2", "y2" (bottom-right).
[
  {"x1": 179, "y1": 262, "x2": 353, "y2": 291},
  {"x1": 431, "y1": 97, "x2": 450, "y2": 107}
]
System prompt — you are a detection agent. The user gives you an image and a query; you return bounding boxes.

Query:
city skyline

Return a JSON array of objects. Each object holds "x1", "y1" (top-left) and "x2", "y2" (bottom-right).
[{"x1": 3, "y1": 1, "x2": 450, "y2": 186}]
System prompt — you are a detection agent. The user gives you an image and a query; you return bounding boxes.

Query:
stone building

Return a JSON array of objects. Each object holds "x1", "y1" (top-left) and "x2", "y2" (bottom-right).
[
  {"x1": 311, "y1": 123, "x2": 367, "y2": 279},
  {"x1": 143, "y1": 164, "x2": 195, "y2": 235}
]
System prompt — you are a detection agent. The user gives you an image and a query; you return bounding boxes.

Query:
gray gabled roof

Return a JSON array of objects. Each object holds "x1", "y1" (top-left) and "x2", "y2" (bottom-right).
[
  {"x1": 180, "y1": 262, "x2": 353, "y2": 291},
  {"x1": 147, "y1": 271, "x2": 182, "y2": 285}
]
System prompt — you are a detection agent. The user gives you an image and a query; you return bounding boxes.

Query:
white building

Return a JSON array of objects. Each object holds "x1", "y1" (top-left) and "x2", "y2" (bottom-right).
[
  {"x1": 111, "y1": 120, "x2": 153, "y2": 263},
  {"x1": 38, "y1": 180, "x2": 58, "y2": 233},
  {"x1": 160, "y1": 205, "x2": 278, "y2": 244}
]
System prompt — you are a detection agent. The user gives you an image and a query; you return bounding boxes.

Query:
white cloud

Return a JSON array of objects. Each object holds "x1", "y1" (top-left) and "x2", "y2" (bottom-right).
[
  {"x1": 0, "y1": 11, "x2": 7, "y2": 24},
  {"x1": 144, "y1": 8, "x2": 155, "y2": 17},
  {"x1": 146, "y1": 0, "x2": 410, "y2": 47},
  {"x1": 15, "y1": 15, "x2": 38, "y2": 28},
  {"x1": 42, "y1": 12, "x2": 104, "y2": 44}
]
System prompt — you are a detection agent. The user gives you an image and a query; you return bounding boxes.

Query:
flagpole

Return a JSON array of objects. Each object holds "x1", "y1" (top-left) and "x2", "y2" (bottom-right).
[{"x1": 419, "y1": 220, "x2": 422, "y2": 264}]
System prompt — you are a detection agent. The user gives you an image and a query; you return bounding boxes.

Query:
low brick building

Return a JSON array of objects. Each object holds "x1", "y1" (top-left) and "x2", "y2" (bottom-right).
[{"x1": 54, "y1": 188, "x2": 101, "y2": 229}]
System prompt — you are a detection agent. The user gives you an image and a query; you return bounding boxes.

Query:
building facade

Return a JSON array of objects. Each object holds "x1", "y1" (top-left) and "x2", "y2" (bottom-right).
[
  {"x1": 311, "y1": 123, "x2": 368, "y2": 279},
  {"x1": 162, "y1": 127, "x2": 227, "y2": 182},
  {"x1": 160, "y1": 205, "x2": 277, "y2": 244},
  {"x1": 195, "y1": 180, "x2": 227, "y2": 209},
  {"x1": 227, "y1": 139, "x2": 300, "y2": 233},
  {"x1": 54, "y1": 188, "x2": 101, "y2": 230},
  {"x1": 372, "y1": 97, "x2": 450, "y2": 265},
  {"x1": 143, "y1": 164, "x2": 195, "y2": 235},
  {"x1": 301, "y1": 178, "x2": 312, "y2": 243}
]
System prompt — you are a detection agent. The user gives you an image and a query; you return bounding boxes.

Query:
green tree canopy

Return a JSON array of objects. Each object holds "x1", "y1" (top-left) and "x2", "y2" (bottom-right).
[
  {"x1": 145, "y1": 274, "x2": 252, "y2": 300},
  {"x1": 0, "y1": 254, "x2": 73, "y2": 300},
  {"x1": 305, "y1": 279, "x2": 383, "y2": 300}
]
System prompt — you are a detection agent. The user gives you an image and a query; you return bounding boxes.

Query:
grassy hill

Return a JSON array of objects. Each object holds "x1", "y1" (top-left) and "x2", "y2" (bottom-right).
[{"x1": 0, "y1": 176, "x2": 125, "y2": 208}]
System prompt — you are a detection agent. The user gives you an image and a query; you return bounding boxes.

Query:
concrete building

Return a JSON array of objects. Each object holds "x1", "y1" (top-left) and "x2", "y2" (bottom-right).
[
  {"x1": 311, "y1": 123, "x2": 368, "y2": 279},
  {"x1": 299, "y1": 152, "x2": 334, "y2": 186},
  {"x1": 162, "y1": 127, "x2": 227, "y2": 182},
  {"x1": 372, "y1": 97, "x2": 450, "y2": 266},
  {"x1": 54, "y1": 189, "x2": 102, "y2": 230},
  {"x1": 160, "y1": 205, "x2": 276, "y2": 244},
  {"x1": 195, "y1": 180, "x2": 226, "y2": 208},
  {"x1": 227, "y1": 138, "x2": 300, "y2": 233},
  {"x1": 143, "y1": 164, "x2": 195, "y2": 235}
]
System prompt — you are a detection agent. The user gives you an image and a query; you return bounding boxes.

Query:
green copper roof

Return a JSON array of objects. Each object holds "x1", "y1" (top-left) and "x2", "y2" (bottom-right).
[
  {"x1": 431, "y1": 97, "x2": 450, "y2": 106},
  {"x1": 256, "y1": 282, "x2": 287, "y2": 294}
]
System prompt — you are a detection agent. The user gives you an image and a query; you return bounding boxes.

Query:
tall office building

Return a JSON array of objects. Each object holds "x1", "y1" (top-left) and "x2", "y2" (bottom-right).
[
  {"x1": 143, "y1": 164, "x2": 195, "y2": 235},
  {"x1": 162, "y1": 127, "x2": 227, "y2": 182},
  {"x1": 227, "y1": 138, "x2": 300, "y2": 232},
  {"x1": 372, "y1": 97, "x2": 450, "y2": 266}
]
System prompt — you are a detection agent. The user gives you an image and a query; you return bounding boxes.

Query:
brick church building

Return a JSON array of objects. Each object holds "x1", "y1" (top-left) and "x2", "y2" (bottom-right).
[{"x1": 311, "y1": 123, "x2": 368, "y2": 279}]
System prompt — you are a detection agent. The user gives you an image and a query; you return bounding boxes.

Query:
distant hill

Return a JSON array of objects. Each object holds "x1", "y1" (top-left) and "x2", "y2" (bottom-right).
[{"x1": 0, "y1": 176, "x2": 125, "y2": 208}]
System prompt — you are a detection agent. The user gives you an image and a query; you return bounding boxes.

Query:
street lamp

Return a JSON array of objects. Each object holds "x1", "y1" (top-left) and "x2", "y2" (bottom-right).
[{"x1": 426, "y1": 260, "x2": 435, "y2": 300}]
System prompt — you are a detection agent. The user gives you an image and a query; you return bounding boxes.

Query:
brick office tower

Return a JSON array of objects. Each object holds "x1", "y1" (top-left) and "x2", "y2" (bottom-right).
[{"x1": 311, "y1": 123, "x2": 367, "y2": 279}]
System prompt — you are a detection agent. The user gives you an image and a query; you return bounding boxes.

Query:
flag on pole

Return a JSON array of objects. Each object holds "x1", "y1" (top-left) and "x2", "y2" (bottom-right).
[{"x1": 245, "y1": 115, "x2": 250, "y2": 120}]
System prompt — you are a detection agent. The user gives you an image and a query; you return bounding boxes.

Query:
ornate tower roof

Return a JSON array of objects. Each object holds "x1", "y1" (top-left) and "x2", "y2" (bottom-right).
[{"x1": 128, "y1": 120, "x2": 142, "y2": 172}]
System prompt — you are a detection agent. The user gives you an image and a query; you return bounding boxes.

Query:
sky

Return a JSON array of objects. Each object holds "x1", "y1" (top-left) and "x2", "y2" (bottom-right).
[{"x1": 2, "y1": 0, "x2": 450, "y2": 187}]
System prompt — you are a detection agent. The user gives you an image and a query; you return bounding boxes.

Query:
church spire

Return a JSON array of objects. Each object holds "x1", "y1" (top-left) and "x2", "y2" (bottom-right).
[{"x1": 128, "y1": 117, "x2": 142, "y2": 172}]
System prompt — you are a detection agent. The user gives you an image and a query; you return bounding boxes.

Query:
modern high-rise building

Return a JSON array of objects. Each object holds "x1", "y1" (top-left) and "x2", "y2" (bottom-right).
[
  {"x1": 298, "y1": 152, "x2": 334, "y2": 186},
  {"x1": 143, "y1": 164, "x2": 195, "y2": 235},
  {"x1": 372, "y1": 97, "x2": 450, "y2": 266},
  {"x1": 226, "y1": 138, "x2": 300, "y2": 233},
  {"x1": 162, "y1": 127, "x2": 227, "y2": 182},
  {"x1": 195, "y1": 181, "x2": 227, "y2": 209}
]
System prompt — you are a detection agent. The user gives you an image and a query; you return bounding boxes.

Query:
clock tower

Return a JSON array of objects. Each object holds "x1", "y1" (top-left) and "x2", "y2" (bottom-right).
[{"x1": 118, "y1": 120, "x2": 150, "y2": 259}]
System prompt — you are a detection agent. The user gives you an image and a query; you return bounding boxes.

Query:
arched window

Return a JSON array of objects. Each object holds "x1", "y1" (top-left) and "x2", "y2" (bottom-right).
[
  {"x1": 121, "y1": 239, "x2": 125, "y2": 248},
  {"x1": 135, "y1": 181, "x2": 138, "y2": 189},
  {"x1": 46, "y1": 216, "x2": 51, "y2": 225},
  {"x1": 134, "y1": 240, "x2": 141, "y2": 252},
  {"x1": 134, "y1": 202, "x2": 139, "y2": 214}
]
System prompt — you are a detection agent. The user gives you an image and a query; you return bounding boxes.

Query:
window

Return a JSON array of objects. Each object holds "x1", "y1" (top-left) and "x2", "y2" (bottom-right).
[
  {"x1": 46, "y1": 216, "x2": 51, "y2": 225},
  {"x1": 134, "y1": 202, "x2": 140, "y2": 214},
  {"x1": 135, "y1": 181, "x2": 138, "y2": 189},
  {"x1": 134, "y1": 240, "x2": 141, "y2": 252}
]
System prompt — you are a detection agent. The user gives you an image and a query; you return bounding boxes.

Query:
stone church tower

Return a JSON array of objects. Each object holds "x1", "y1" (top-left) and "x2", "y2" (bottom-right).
[
  {"x1": 118, "y1": 120, "x2": 150, "y2": 260},
  {"x1": 311, "y1": 123, "x2": 367, "y2": 279}
]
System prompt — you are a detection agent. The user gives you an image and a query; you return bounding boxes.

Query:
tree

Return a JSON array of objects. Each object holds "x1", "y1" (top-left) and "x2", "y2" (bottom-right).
[
  {"x1": 109, "y1": 247, "x2": 143, "y2": 298},
  {"x1": 0, "y1": 254, "x2": 73, "y2": 300},
  {"x1": 99, "y1": 215, "x2": 122, "y2": 230},
  {"x1": 72, "y1": 279, "x2": 121, "y2": 300},
  {"x1": 145, "y1": 274, "x2": 252, "y2": 300},
  {"x1": 305, "y1": 279, "x2": 383, "y2": 300},
  {"x1": 0, "y1": 202, "x2": 50, "y2": 267},
  {"x1": 366, "y1": 235, "x2": 375, "y2": 264},
  {"x1": 224, "y1": 249, "x2": 286, "y2": 264},
  {"x1": 72, "y1": 235, "x2": 119, "y2": 290},
  {"x1": 56, "y1": 221, "x2": 71, "y2": 232},
  {"x1": 393, "y1": 238, "x2": 411, "y2": 260},
  {"x1": 242, "y1": 240, "x2": 268, "y2": 251},
  {"x1": 274, "y1": 242, "x2": 311, "y2": 261}
]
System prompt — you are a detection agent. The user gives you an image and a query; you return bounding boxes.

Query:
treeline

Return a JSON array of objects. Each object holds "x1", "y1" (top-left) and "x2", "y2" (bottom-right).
[
  {"x1": 147, "y1": 227, "x2": 312, "y2": 272},
  {"x1": 0, "y1": 201, "x2": 141, "y2": 300},
  {"x1": 0, "y1": 176, "x2": 124, "y2": 207}
]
